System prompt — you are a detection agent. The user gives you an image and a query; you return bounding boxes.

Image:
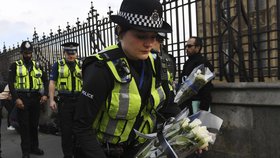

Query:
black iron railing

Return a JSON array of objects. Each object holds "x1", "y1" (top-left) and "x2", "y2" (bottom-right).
[{"x1": 0, "y1": 0, "x2": 279, "y2": 82}]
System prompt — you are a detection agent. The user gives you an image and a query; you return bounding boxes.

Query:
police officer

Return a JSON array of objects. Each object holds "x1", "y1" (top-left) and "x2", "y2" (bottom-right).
[
  {"x1": 152, "y1": 32, "x2": 176, "y2": 85},
  {"x1": 49, "y1": 42, "x2": 82, "y2": 158},
  {"x1": 8, "y1": 41, "x2": 48, "y2": 158},
  {"x1": 73, "y1": 0, "x2": 181, "y2": 157}
]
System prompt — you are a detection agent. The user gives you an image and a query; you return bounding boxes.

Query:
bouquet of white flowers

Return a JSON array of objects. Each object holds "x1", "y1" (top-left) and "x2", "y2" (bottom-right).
[
  {"x1": 175, "y1": 64, "x2": 215, "y2": 105},
  {"x1": 134, "y1": 109, "x2": 223, "y2": 158}
]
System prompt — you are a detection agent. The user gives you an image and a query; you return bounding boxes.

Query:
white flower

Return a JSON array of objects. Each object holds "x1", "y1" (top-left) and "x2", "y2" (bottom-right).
[
  {"x1": 189, "y1": 119, "x2": 202, "y2": 128},
  {"x1": 181, "y1": 117, "x2": 190, "y2": 128},
  {"x1": 135, "y1": 110, "x2": 223, "y2": 158}
]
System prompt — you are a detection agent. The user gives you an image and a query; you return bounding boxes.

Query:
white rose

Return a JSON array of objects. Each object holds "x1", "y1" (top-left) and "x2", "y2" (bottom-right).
[{"x1": 189, "y1": 119, "x2": 202, "y2": 128}]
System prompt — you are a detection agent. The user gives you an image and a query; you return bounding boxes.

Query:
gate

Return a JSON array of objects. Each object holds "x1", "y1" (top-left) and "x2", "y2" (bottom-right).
[{"x1": 0, "y1": 0, "x2": 279, "y2": 82}]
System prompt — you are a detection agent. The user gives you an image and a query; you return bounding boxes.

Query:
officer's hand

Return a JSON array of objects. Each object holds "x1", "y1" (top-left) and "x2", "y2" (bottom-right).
[
  {"x1": 195, "y1": 146, "x2": 208, "y2": 155},
  {"x1": 7, "y1": 94, "x2": 12, "y2": 100},
  {"x1": 15, "y1": 98, "x2": 24, "y2": 109},
  {"x1": 40, "y1": 95, "x2": 48, "y2": 104},
  {"x1": 49, "y1": 100, "x2": 57, "y2": 111}
]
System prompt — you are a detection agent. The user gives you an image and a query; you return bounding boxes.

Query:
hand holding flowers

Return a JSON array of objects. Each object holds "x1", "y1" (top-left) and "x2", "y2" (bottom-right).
[
  {"x1": 175, "y1": 64, "x2": 215, "y2": 105},
  {"x1": 135, "y1": 109, "x2": 223, "y2": 158}
]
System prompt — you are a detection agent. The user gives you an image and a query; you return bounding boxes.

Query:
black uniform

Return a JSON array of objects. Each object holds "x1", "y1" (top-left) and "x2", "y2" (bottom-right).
[
  {"x1": 179, "y1": 53, "x2": 214, "y2": 114},
  {"x1": 73, "y1": 44, "x2": 180, "y2": 158},
  {"x1": 8, "y1": 59, "x2": 48, "y2": 155},
  {"x1": 50, "y1": 60, "x2": 81, "y2": 158}
]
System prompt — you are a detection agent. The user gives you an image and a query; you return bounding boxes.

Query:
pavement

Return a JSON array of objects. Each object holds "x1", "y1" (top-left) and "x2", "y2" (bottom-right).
[{"x1": 1, "y1": 118, "x2": 63, "y2": 158}]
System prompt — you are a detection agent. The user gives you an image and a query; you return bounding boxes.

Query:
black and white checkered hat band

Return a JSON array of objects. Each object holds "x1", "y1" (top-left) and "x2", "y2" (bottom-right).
[
  {"x1": 118, "y1": 11, "x2": 163, "y2": 28},
  {"x1": 64, "y1": 47, "x2": 77, "y2": 51}
]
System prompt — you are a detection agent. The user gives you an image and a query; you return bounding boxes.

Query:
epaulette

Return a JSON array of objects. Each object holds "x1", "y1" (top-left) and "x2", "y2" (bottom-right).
[
  {"x1": 34, "y1": 61, "x2": 40, "y2": 69},
  {"x1": 82, "y1": 47, "x2": 125, "y2": 70},
  {"x1": 58, "y1": 59, "x2": 65, "y2": 66},
  {"x1": 15, "y1": 60, "x2": 23, "y2": 66}
]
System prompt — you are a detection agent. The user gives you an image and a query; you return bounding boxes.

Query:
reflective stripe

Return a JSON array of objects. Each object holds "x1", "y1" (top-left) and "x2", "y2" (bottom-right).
[
  {"x1": 58, "y1": 60, "x2": 65, "y2": 78},
  {"x1": 105, "y1": 119, "x2": 119, "y2": 142},
  {"x1": 93, "y1": 45, "x2": 167, "y2": 144},
  {"x1": 57, "y1": 59, "x2": 82, "y2": 93},
  {"x1": 19, "y1": 64, "x2": 23, "y2": 76},
  {"x1": 14, "y1": 60, "x2": 42, "y2": 91},
  {"x1": 117, "y1": 84, "x2": 130, "y2": 118},
  {"x1": 157, "y1": 86, "x2": 165, "y2": 103},
  {"x1": 104, "y1": 83, "x2": 130, "y2": 141}
]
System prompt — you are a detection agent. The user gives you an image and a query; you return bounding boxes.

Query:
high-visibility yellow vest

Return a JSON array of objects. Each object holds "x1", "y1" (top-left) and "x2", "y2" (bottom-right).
[
  {"x1": 14, "y1": 60, "x2": 43, "y2": 92},
  {"x1": 56, "y1": 59, "x2": 82, "y2": 94},
  {"x1": 91, "y1": 45, "x2": 166, "y2": 144}
]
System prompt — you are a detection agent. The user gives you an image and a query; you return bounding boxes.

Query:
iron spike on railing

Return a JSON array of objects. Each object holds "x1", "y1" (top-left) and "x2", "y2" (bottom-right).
[
  {"x1": 66, "y1": 22, "x2": 71, "y2": 31},
  {"x1": 42, "y1": 32, "x2": 46, "y2": 39},
  {"x1": 107, "y1": 6, "x2": 113, "y2": 15},
  {"x1": 3, "y1": 42, "x2": 7, "y2": 53},
  {"x1": 76, "y1": 18, "x2": 81, "y2": 27},
  {"x1": 58, "y1": 26, "x2": 61, "y2": 34},
  {"x1": 50, "y1": 29, "x2": 53, "y2": 37}
]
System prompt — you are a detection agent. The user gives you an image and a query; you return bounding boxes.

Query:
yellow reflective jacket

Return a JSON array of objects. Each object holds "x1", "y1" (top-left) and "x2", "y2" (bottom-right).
[
  {"x1": 91, "y1": 45, "x2": 166, "y2": 144},
  {"x1": 14, "y1": 60, "x2": 43, "y2": 92},
  {"x1": 56, "y1": 59, "x2": 82, "y2": 94}
]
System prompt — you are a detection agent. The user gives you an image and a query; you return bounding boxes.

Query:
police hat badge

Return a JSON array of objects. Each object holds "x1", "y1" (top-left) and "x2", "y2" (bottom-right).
[
  {"x1": 20, "y1": 41, "x2": 33, "y2": 53},
  {"x1": 61, "y1": 42, "x2": 79, "y2": 55},
  {"x1": 110, "y1": 0, "x2": 172, "y2": 33}
]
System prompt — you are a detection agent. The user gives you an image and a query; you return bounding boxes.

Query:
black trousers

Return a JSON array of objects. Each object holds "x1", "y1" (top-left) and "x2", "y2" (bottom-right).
[
  {"x1": 17, "y1": 94, "x2": 41, "y2": 154},
  {"x1": 58, "y1": 99, "x2": 77, "y2": 157}
]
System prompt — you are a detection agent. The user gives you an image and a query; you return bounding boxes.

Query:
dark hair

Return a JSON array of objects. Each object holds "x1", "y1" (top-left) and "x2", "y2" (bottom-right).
[
  {"x1": 115, "y1": 25, "x2": 130, "y2": 36},
  {"x1": 156, "y1": 35, "x2": 164, "y2": 43},
  {"x1": 190, "y1": 36, "x2": 203, "y2": 52}
]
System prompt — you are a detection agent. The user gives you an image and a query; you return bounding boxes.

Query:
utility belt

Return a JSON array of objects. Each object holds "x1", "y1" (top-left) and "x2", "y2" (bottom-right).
[
  {"x1": 55, "y1": 93, "x2": 80, "y2": 103},
  {"x1": 102, "y1": 142, "x2": 125, "y2": 157},
  {"x1": 102, "y1": 141, "x2": 142, "y2": 157},
  {"x1": 17, "y1": 91, "x2": 41, "y2": 98}
]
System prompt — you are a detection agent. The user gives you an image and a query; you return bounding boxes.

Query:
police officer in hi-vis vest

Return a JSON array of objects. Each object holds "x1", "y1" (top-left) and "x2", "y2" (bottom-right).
[
  {"x1": 8, "y1": 41, "x2": 48, "y2": 158},
  {"x1": 152, "y1": 32, "x2": 176, "y2": 82},
  {"x1": 49, "y1": 42, "x2": 82, "y2": 158},
  {"x1": 73, "y1": 0, "x2": 182, "y2": 157}
]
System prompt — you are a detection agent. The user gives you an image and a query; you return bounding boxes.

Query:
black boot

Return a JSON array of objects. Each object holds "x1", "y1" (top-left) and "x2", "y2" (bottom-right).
[
  {"x1": 22, "y1": 153, "x2": 30, "y2": 158},
  {"x1": 30, "y1": 148, "x2": 44, "y2": 155}
]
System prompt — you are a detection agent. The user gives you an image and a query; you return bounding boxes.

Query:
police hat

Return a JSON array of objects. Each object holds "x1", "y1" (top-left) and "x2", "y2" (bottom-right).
[
  {"x1": 20, "y1": 41, "x2": 33, "y2": 53},
  {"x1": 110, "y1": 0, "x2": 172, "y2": 33},
  {"x1": 61, "y1": 42, "x2": 79, "y2": 54}
]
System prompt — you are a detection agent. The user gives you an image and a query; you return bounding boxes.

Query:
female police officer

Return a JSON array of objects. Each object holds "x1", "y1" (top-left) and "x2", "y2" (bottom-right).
[{"x1": 73, "y1": 0, "x2": 181, "y2": 157}]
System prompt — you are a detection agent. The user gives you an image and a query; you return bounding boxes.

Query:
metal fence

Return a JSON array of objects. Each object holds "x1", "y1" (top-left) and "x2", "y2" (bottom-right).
[{"x1": 0, "y1": 0, "x2": 279, "y2": 82}]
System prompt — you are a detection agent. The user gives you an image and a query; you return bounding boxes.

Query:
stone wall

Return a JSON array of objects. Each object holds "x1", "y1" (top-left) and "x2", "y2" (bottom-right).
[{"x1": 205, "y1": 82, "x2": 280, "y2": 158}]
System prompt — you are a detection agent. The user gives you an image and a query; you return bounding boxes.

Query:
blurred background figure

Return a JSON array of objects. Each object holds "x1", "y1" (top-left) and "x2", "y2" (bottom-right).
[
  {"x1": 152, "y1": 32, "x2": 176, "y2": 84},
  {"x1": 0, "y1": 81, "x2": 15, "y2": 131},
  {"x1": 178, "y1": 36, "x2": 214, "y2": 115}
]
